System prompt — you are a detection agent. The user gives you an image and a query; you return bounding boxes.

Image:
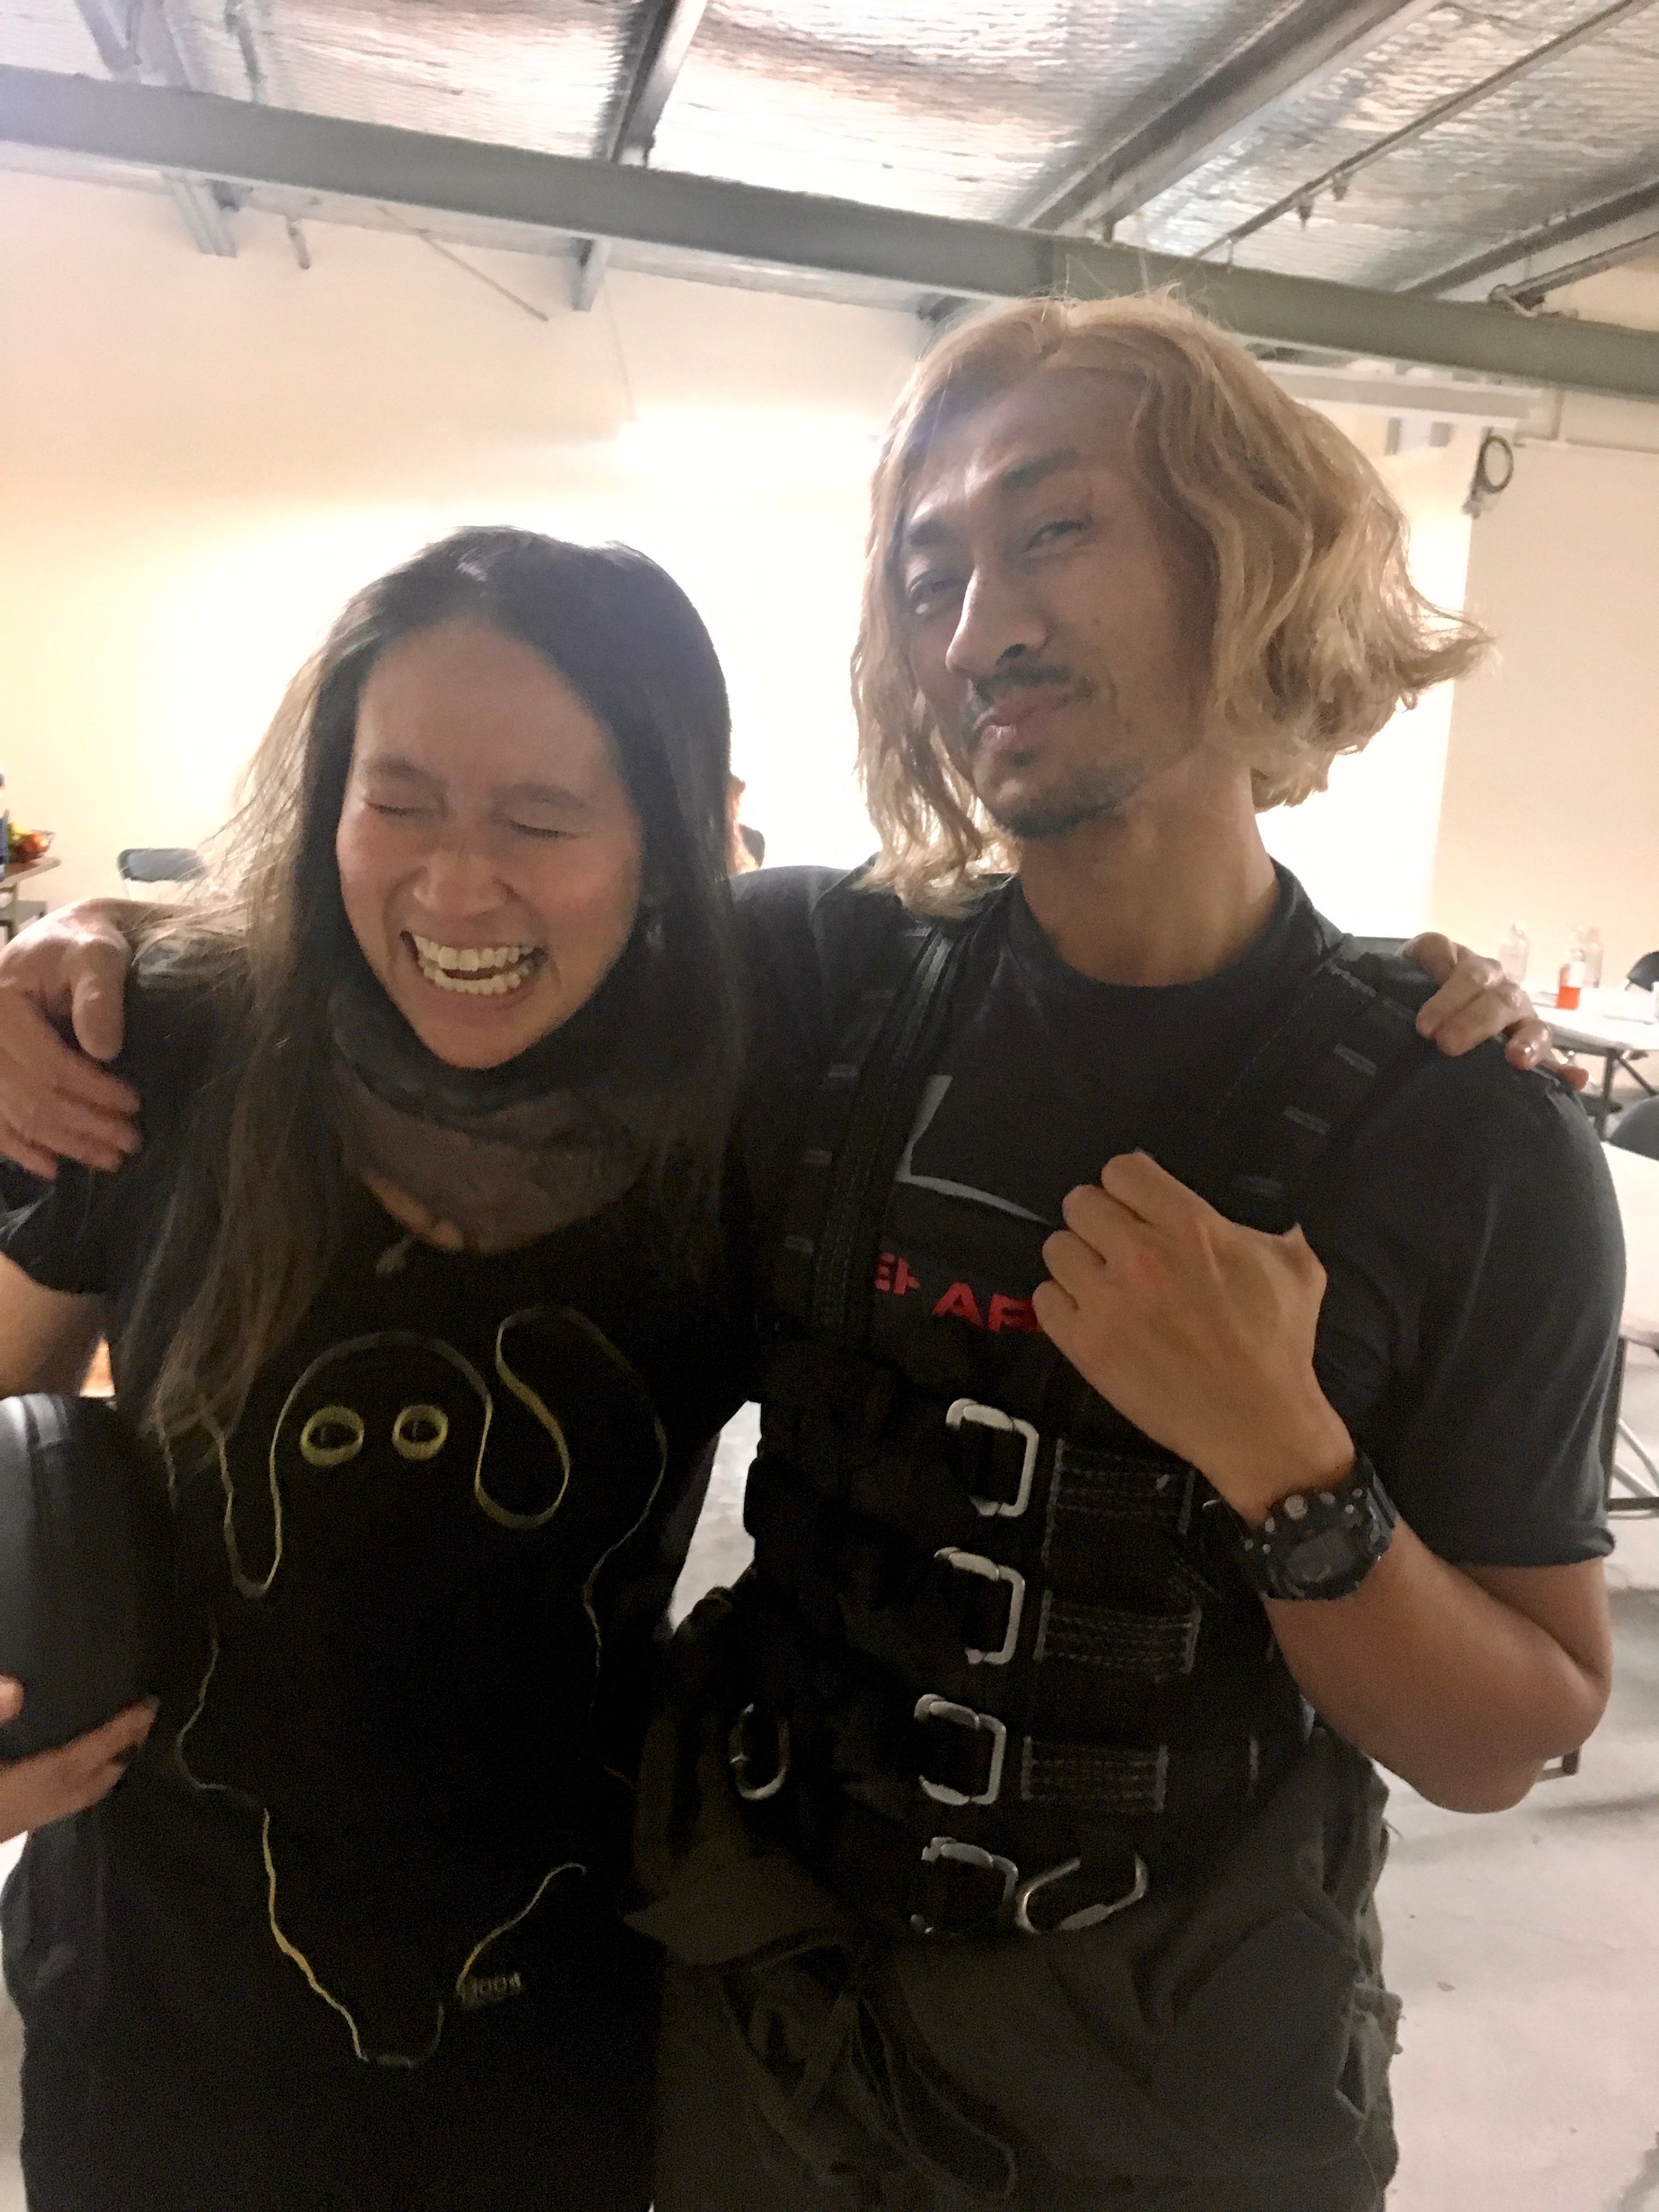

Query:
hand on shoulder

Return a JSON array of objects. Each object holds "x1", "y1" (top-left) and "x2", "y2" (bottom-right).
[
  {"x1": 1406, "y1": 931, "x2": 1586, "y2": 1090},
  {"x1": 0, "y1": 902, "x2": 141, "y2": 1178}
]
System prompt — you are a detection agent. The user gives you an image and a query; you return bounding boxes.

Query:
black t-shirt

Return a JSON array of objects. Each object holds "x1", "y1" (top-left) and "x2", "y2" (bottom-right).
[
  {"x1": 0, "y1": 973, "x2": 746, "y2": 2188},
  {"x1": 731, "y1": 864, "x2": 1620, "y2": 1570}
]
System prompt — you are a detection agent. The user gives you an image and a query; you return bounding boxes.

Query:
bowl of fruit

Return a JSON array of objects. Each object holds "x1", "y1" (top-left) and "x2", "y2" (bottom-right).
[{"x1": 5, "y1": 826, "x2": 53, "y2": 871}]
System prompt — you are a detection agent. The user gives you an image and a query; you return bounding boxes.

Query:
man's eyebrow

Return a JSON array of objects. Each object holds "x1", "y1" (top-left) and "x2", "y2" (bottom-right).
[
  {"x1": 996, "y1": 445, "x2": 1085, "y2": 500},
  {"x1": 900, "y1": 446, "x2": 1087, "y2": 551}
]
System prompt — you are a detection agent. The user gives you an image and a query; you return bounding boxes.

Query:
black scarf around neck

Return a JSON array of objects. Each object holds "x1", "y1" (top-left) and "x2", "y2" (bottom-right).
[{"x1": 328, "y1": 933, "x2": 690, "y2": 1254}]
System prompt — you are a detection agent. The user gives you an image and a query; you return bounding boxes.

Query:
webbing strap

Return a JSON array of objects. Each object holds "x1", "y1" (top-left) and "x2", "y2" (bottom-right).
[
  {"x1": 1018, "y1": 1737, "x2": 1170, "y2": 1818},
  {"x1": 828, "y1": 1798, "x2": 1153, "y2": 1944},
  {"x1": 1160, "y1": 940, "x2": 1431, "y2": 1235},
  {"x1": 810, "y1": 924, "x2": 964, "y2": 1345},
  {"x1": 1031, "y1": 1587, "x2": 1201, "y2": 1679},
  {"x1": 770, "y1": 890, "x2": 992, "y2": 1341},
  {"x1": 910, "y1": 1705, "x2": 1172, "y2": 1820},
  {"x1": 1041, "y1": 1446, "x2": 1197, "y2": 1560}
]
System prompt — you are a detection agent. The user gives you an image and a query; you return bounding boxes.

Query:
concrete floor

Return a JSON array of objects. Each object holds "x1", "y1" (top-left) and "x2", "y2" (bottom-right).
[
  {"x1": 2, "y1": 1369, "x2": 1655, "y2": 2209},
  {"x1": 1379, "y1": 1351, "x2": 1659, "y2": 2212}
]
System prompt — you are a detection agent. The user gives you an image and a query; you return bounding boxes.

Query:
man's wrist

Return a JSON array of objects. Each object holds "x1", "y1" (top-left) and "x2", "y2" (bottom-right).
[
  {"x1": 1205, "y1": 1402, "x2": 1356, "y2": 1527},
  {"x1": 1224, "y1": 1453, "x2": 1398, "y2": 1602}
]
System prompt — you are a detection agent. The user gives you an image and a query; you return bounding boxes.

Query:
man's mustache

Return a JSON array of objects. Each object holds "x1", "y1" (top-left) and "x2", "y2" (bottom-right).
[{"x1": 959, "y1": 665, "x2": 1090, "y2": 746}]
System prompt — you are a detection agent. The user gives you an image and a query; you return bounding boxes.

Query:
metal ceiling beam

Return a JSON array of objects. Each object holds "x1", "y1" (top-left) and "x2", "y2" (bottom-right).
[
  {"x1": 1265, "y1": 364, "x2": 1541, "y2": 422},
  {"x1": 1414, "y1": 179, "x2": 1659, "y2": 306},
  {"x1": 1493, "y1": 225, "x2": 1659, "y2": 307},
  {"x1": 1021, "y1": 0, "x2": 1439, "y2": 236},
  {"x1": 573, "y1": 0, "x2": 710, "y2": 311},
  {"x1": 1200, "y1": 0, "x2": 1658, "y2": 261},
  {"x1": 5, "y1": 67, "x2": 1659, "y2": 403},
  {"x1": 72, "y1": 0, "x2": 235, "y2": 255}
]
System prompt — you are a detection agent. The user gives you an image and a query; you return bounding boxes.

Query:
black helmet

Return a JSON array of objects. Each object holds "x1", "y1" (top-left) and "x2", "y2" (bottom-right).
[{"x1": 0, "y1": 1395, "x2": 174, "y2": 1763}]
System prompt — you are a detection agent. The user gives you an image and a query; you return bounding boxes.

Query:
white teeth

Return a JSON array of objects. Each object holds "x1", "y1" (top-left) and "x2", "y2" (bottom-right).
[
  {"x1": 419, "y1": 966, "x2": 525, "y2": 997},
  {"x1": 407, "y1": 933, "x2": 539, "y2": 998}
]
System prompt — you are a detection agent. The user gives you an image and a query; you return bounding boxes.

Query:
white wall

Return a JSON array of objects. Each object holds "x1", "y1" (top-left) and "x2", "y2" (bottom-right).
[
  {"x1": 1430, "y1": 432, "x2": 1659, "y2": 985},
  {"x1": 1429, "y1": 263, "x2": 1659, "y2": 981},
  {"x1": 1, "y1": 172, "x2": 921, "y2": 902},
  {"x1": 3, "y1": 167, "x2": 1481, "y2": 933},
  {"x1": 1262, "y1": 421, "x2": 1479, "y2": 938}
]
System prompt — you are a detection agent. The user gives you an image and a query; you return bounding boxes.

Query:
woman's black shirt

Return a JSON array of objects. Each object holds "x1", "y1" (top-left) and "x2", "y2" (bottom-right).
[{"x1": 0, "y1": 970, "x2": 747, "y2": 2196}]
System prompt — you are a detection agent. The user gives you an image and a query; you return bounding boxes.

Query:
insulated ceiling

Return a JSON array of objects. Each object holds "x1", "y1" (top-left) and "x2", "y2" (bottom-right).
[
  {"x1": 1134, "y1": 0, "x2": 1659, "y2": 289},
  {"x1": 650, "y1": 0, "x2": 1308, "y2": 221},
  {"x1": 2, "y1": 0, "x2": 1657, "y2": 303},
  {"x1": 162, "y1": 0, "x2": 634, "y2": 159}
]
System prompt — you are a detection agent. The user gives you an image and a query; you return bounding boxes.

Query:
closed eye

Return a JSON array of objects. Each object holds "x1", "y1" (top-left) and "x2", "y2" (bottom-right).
[
  {"x1": 904, "y1": 573, "x2": 963, "y2": 617},
  {"x1": 1028, "y1": 516, "x2": 1087, "y2": 552}
]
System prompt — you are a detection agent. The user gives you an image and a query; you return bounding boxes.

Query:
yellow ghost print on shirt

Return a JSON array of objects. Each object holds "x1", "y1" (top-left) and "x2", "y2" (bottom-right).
[{"x1": 177, "y1": 1307, "x2": 667, "y2": 2065}]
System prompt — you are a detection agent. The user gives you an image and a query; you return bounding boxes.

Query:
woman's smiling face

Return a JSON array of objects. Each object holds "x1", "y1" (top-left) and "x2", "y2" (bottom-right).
[{"x1": 335, "y1": 616, "x2": 645, "y2": 1070}]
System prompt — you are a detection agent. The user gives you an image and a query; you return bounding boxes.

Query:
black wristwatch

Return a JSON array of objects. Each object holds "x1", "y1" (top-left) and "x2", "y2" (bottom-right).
[{"x1": 1226, "y1": 1454, "x2": 1397, "y2": 1601}]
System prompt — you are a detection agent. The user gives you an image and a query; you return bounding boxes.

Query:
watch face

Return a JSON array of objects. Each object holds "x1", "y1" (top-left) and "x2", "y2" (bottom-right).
[
  {"x1": 1235, "y1": 1461, "x2": 1393, "y2": 1600},
  {"x1": 1284, "y1": 1530, "x2": 1361, "y2": 1592}
]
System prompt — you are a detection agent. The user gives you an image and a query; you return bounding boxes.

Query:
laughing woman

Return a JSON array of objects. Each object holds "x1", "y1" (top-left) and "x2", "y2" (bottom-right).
[{"x1": 0, "y1": 529, "x2": 748, "y2": 2211}]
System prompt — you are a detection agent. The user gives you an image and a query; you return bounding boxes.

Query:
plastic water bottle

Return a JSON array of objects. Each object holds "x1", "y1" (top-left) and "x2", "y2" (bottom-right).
[
  {"x1": 1498, "y1": 922, "x2": 1528, "y2": 986},
  {"x1": 1580, "y1": 926, "x2": 1604, "y2": 991},
  {"x1": 1558, "y1": 930, "x2": 1587, "y2": 1012}
]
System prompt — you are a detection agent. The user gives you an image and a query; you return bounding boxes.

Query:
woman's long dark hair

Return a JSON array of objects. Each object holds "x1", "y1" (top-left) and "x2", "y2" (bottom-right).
[{"x1": 125, "y1": 528, "x2": 744, "y2": 1442}]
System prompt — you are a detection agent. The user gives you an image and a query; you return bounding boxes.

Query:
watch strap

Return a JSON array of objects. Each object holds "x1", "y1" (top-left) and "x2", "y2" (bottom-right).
[{"x1": 1228, "y1": 1454, "x2": 1397, "y2": 1601}]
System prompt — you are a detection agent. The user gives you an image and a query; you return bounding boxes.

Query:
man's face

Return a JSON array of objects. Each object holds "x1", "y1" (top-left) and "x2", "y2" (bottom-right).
[{"x1": 896, "y1": 368, "x2": 1210, "y2": 841}]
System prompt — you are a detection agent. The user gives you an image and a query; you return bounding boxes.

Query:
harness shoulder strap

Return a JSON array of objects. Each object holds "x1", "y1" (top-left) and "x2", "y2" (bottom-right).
[
  {"x1": 1161, "y1": 938, "x2": 1436, "y2": 1234},
  {"x1": 769, "y1": 885, "x2": 1000, "y2": 1346},
  {"x1": 778, "y1": 923, "x2": 1438, "y2": 1362}
]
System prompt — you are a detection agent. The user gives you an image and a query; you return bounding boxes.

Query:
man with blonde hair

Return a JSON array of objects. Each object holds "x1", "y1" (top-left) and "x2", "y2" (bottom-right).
[
  {"x1": 0, "y1": 294, "x2": 1615, "y2": 2210},
  {"x1": 636, "y1": 294, "x2": 1620, "y2": 2210}
]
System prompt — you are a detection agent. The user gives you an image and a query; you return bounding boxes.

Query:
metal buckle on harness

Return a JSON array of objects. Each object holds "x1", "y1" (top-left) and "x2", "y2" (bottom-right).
[
  {"x1": 910, "y1": 1837, "x2": 1019, "y2": 1937},
  {"x1": 729, "y1": 1704, "x2": 791, "y2": 1803},
  {"x1": 914, "y1": 1695, "x2": 1007, "y2": 1807},
  {"x1": 946, "y1": 1400, "x2": 1039, "y2": 1520},
  {"x1": 934, "y1": 1548, "x2": 1025, "y2": 1666},
  {"x1": 1013, "y1": 1853, "x2": 1149, "y2": 1936}
]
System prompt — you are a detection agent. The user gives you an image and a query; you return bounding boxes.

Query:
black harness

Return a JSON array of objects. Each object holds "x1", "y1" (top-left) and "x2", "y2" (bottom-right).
[{"x1": 725, "y1": 882, "x2": 1436, "y2": 1946}]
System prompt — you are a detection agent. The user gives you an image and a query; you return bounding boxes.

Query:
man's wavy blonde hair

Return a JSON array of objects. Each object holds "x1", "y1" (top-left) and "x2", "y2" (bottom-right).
[{"x1": 853, "y1": 291, "x2": 1488, "y2": 913}]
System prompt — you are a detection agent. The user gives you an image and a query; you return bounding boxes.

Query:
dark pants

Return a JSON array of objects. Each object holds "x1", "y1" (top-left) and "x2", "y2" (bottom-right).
[
  {"x1": 653, "y1": 1957, "x2": 1393, "y2": 2212},
  {"x1": 635, "y1": 1671, "x2": 1398, "y2": 2212}
]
